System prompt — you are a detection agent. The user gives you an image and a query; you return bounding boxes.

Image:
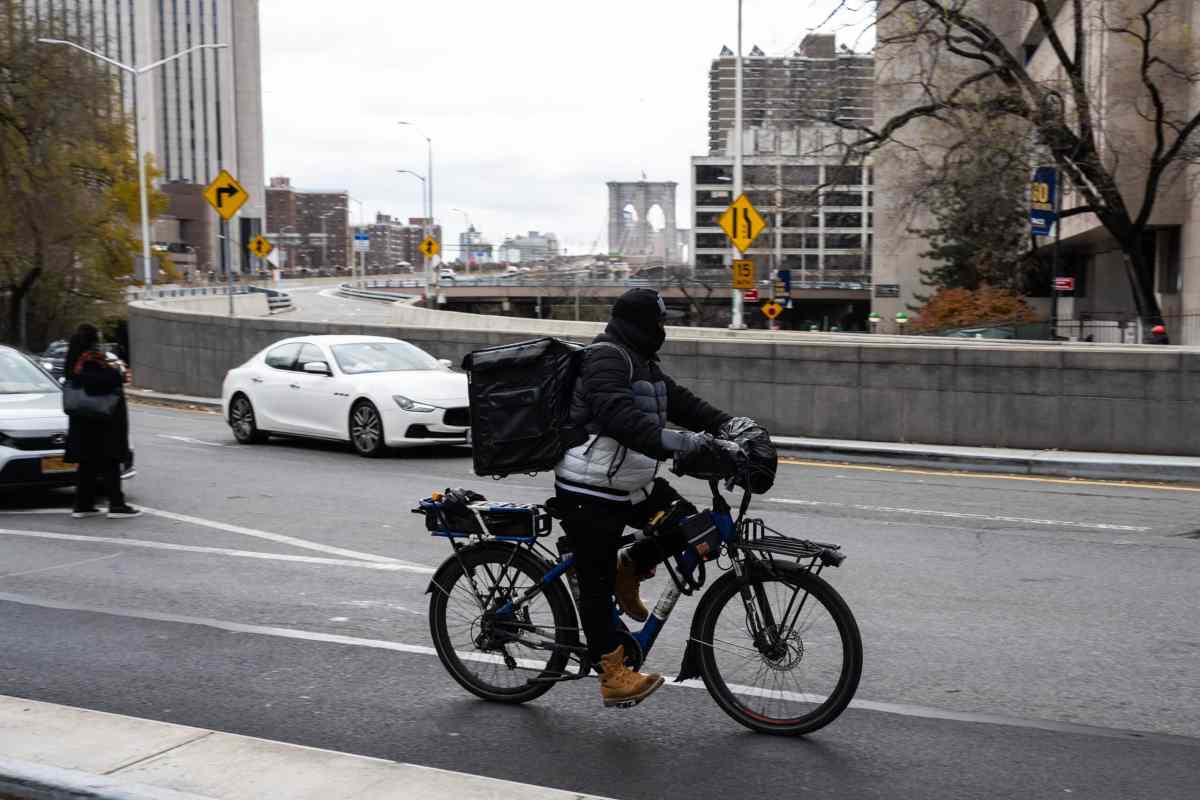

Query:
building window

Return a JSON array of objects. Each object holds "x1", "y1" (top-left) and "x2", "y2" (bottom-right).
[
  {"x1": 746, "y1": 190, "x2": 775, "y2": 210},
  {"x1": 744, "y1": 165, "x2": 777, "y2": 186},
  {"x1": 824, "y1": 212, "x2": 862, "y2": 228},
  {"x1": 782, "y1": 165, "x2": 819, "y2": 185},
  {"x1": 695, "y1": 253, "x2": 725, "y2": 269},
  {"x1": 695, "y1": 164, "x2": 733, "y2": 185},
  {"x1": 695, "y1": 233, "x2": 728, "y2": 249},
  {"x1": 695, "y1": 211, "x2": 722, "y2": 228},
  {"x1": 824, "y1": 253, "x2": 866, "y2": 270},
  {"x1": 825, "y1": 165, "x2": 862, "y2": 185},
  {"x1": 825, "y1": 233, "x2": 862, "y2": 249},
  {"x1": 782, "y1": 211, "x2": 820, "y2": 228},
  {"x1": 822, "y1": 191, "x2": 862, "y2": 207},
  {"x1": 695, "y1": 189, "x2": 733, "y2": 206}
]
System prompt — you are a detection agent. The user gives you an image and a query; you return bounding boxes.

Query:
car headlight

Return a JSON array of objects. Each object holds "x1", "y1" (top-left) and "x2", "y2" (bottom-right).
[
  {"x1": 393, "y1": 395, "x2": 436, "y2": 412},
  {"x1": 41, "y1": 361, "x2": 55, "y2": 371}
]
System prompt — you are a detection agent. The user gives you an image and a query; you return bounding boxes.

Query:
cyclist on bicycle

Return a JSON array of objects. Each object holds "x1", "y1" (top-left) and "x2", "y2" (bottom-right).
[{"x1": 554, "y1": 287, "x2": 742, "y2": 708}]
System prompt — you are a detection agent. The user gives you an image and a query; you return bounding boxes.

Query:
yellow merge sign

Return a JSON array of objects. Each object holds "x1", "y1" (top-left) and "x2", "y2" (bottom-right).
[
  {"x1": 248, "y1": 235, "x2": 274, "y2": 258},
  {"x1": 731, "y1": 259, "x2": 755, "y2": 290},
  {"x1": 718, "y1": 194, "x2": 767, "y2": 253},
  {"x1": 419, "y1": 236, "x2": 440, "y2": 258},
  {"x1": 203, "y1": 169, "x2": 248, "y2": 221}
]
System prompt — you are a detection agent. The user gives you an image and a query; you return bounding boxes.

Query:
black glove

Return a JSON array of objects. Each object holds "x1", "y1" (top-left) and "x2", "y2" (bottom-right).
[{"x1": 671, "y1": 433, "x2": 743, "y2": 479}]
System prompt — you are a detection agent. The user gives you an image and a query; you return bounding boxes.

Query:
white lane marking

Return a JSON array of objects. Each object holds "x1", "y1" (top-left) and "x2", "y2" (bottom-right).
[
  {"x1": 138, "y1": 507, "x2": 416, "y2": 566},
  {"x1": 766, "y1": 498, "x2": 1151, "y2": 532},
  {"x1": 0, "y1": 553, "x2": 121, "y2": 579},
  {"x1": 0, "y1": 529, "x2": 434, "y2": 575},
  {"x1": 0, "y1": 591, "x2": 1190, "y2": 745},
  {"x1": 0, "y1": 507, "x2": 417, "y2": 567},
  {"x1": 156, "y1": 434, "x2": 226, "y2": 447}
]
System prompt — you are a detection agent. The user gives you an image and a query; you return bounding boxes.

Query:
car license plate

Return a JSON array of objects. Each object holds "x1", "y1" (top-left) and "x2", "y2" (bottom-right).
[{"x1": 41, "y1": 456, "x2": 77, "y2": 474}]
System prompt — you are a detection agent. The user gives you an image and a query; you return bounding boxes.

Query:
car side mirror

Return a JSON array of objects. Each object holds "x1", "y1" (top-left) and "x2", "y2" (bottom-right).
[
  {"x1": 302, "y1": 361, "x2": 332, "y2": 376},
  {"x1": 438, "y1": 359, "x2": 453, "y2": 369}
]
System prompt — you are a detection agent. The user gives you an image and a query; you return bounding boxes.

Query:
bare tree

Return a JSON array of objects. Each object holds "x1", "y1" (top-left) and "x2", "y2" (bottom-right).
[{"x1": 815, "y1": 0, "x2": 1200, "y2": 324}]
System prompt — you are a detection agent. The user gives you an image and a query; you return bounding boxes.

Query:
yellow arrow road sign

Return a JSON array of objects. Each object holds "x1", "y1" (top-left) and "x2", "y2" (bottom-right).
[
  {"x1": 248, "y1": 235, "x2": 274, "y2": 258},
  {"x1": 718, "y1": 194, "x2": 767, "y2": 253},
  {"x1": 203, "y1": 169, "x2": 248, "y2": 221},
  {"x1": 731, "y1": 259, "x2": 755, "y2": 290},
  {"x1": 419, "y1": 236, "x2": 440, "y2": 258}
]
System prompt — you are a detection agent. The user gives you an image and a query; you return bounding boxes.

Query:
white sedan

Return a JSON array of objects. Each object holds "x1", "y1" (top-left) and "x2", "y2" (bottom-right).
[{"x1": 221, "y1": 335, "x2": 470, "y2": 457}]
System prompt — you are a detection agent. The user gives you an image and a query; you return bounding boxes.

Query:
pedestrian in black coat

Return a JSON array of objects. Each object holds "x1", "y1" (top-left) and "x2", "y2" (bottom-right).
[{"x1": 63, "y1": 323, "x2": 141, "y2": 519}]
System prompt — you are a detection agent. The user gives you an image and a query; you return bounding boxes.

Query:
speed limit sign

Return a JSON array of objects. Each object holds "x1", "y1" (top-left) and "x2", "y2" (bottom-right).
[{"x1": 732, "y1": 259, "x2": 755, "y2": 290}]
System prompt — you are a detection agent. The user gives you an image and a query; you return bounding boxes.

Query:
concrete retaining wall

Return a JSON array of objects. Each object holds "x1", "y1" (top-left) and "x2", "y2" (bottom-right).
[{"x1": 129, "y1": 299, "x2": 1200, "y2": 455}]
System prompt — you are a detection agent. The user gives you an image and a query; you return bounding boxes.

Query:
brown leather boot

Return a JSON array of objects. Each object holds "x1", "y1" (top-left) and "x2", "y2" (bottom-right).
[
  {"x1": 614, "y1": 550, "x2": 649, "y2": 622},
  {"x1": 599, "y1": 645, "x2": 664, "y2": 708}
]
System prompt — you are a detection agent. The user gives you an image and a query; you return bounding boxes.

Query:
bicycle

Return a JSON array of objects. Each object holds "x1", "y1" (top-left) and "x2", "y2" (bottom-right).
[{"x1": 415, "y1": 471, "x2": 862, "y2": 736}]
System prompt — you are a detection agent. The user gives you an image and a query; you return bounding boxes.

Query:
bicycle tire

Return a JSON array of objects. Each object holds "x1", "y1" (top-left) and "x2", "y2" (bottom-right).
[
  {"x1": 695, "y1": 564, "x2": 862, "y2": 735},
  {"x1": 429, "y1": 543, "x2": 577, "y2": 704}
]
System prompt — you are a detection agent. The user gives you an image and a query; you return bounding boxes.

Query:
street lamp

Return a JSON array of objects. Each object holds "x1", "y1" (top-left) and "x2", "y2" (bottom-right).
[
  {"x1": 277, "y1": 225, "x2": 298, "y2": 273},
  {"x1": 397, "y1": 169, "x2": 432, "y2": 294},
  {"x1": 348, "y1": 196, "x2": 367, "y2": 284},
  {"x1": 399, "y1": 122, "x2": 435, "y2": 288},
  {"x1": 320, "y1": 207, "x2": 346, "y2": 272},
  {"x1": 38, "y1": 37, "x2": 228, "y2": 292}
]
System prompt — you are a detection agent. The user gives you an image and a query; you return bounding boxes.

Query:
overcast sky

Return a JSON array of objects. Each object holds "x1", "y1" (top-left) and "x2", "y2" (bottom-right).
[{"x1": 259, "y1": 0, "x2": 870, "y2": 257}]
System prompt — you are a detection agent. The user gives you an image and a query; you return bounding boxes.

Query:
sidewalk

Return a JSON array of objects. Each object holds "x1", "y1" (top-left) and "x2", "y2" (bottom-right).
[
  {"x1": 0, "y1": 695, "x2": 611, "y2": 800},
  {"x1": 125, "y1": 390, "x2": 1200, "y2": 484}
]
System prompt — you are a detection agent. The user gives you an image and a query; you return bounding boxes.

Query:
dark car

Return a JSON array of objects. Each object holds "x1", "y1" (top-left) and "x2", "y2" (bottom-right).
[{"x1": 39, "y1": 340, "x2": 68, "y2": 379}]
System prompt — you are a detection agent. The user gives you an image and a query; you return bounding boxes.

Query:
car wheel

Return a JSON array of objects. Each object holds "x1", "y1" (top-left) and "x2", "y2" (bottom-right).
[
  {"x1": 230, "y1": 394, "x2": 268, "y2": 444},
  {"x1": 350, "y1": 400, "x2": 387, "y2": 457}
]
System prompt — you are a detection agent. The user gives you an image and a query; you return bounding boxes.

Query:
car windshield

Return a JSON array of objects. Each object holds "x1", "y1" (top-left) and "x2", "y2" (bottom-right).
[
  {"x1": 331, "y1": 341, "x2": 440, "y2": 374},
  {"x1": 0, "y1": 349, "x2": 60, "y2": 394}
]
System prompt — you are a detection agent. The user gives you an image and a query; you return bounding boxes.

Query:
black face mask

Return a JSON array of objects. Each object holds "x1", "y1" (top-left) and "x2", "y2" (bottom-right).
[{"x1": 606, "y1": 317, "x2": 665, "y2": 358}]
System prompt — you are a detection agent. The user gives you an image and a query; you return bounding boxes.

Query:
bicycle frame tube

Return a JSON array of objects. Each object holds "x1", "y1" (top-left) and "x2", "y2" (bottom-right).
[{"x1": 495, "y1": 552, "x2": 574, "y2": 617}]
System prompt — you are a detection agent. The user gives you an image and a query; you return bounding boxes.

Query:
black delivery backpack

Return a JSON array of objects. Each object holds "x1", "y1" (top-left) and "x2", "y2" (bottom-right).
[{"x1": 461, "y1": 337, "x2": 588, "y2": 478}]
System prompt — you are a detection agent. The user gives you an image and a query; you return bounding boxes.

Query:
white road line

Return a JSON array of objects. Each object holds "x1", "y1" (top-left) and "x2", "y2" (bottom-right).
[
  {"x1": 156, "y1": 434, "x2": 226, "y2": 447},
  {"x1": 0, "y1": 591, "x2": 1189, "y2": 745},
  {"x1": 0, "y1": 553, "x2": 121, "y2": 579},
  {"x1": 137, "y1": 507, "x2": 420, "y2": 566},
  {"x1": 0, "y1": 529, "x2": 433, "y2": 574},
  {"x1": 766, "y1": 498, "x2": 1151, "y2": 532},
  {"x1": 0, "y1": 507, "x2": 418, "y2": 567}
]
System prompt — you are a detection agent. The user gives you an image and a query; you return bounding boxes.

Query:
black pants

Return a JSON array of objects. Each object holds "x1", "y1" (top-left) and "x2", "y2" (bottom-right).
[
  {"x1": 74, "y1": 458, "x2": 124, "y2": 511},
  {"x1": 556, "y1": 478, "x2": 696, "y2": 663}
]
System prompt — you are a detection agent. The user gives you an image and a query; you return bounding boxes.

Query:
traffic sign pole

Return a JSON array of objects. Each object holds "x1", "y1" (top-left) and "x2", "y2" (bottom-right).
[{"x1": 730, "y1": 0, "x2": 745, "y2": 330}]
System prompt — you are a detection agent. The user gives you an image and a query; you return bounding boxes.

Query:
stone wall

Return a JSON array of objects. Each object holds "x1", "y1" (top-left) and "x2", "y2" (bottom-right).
[{"x1": 129, "y1": 301, "x2": 1200, "y2": 455}]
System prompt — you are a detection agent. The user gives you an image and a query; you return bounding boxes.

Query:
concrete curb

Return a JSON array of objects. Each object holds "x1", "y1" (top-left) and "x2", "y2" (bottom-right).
[
  {"x1": 126, "y1": 389, "x2": 221, "y2": 411},
  {"x1": 0, "y1": 696, "x2": 614, "y2": 800},
  {"x1": 774, "y1": 436, "x2": 1200, "y2": 483}
]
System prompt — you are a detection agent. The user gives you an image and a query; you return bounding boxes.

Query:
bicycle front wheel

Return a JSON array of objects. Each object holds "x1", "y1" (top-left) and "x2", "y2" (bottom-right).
[
  {"x1": 429, "y1": 543, "x2": 577, "y2": 704},
  {"x1": 695, "y1": 564, "x2": 862, "y2": 735}
]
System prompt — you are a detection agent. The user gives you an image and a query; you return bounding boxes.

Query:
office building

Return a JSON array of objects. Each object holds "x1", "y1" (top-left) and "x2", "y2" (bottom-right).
[
  {"x1": 871, "y1": 0, "x2": 1199, "y2": 342},
  {"x1": 459, "y1": 225, "x2": 493, "y2": 267},
  {"x1": 17, "y1": 0, "x2": 266, "y2": 276}
]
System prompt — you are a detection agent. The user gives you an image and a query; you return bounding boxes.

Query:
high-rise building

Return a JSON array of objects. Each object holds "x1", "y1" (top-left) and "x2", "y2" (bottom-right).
[
  {"x1": 17, "y1": 0, "x2": 265, "y2": 275},
  {"x1": 707, "y1": 34, "x2": 873, "y2": 155},
  {"x1": 458, "y1": 225, "x2": 493, "y2": 266},
  {"x1": 690, "y1": 35, "x2": 874, "y2": 328}
]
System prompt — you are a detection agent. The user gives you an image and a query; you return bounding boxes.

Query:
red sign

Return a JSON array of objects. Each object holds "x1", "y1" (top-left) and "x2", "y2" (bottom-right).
[
  {"x1": 1054, "y1": 277, "x2": 1075, "y2": 292},
  {"x1": 742, "y1": 289, "x2": 759, "y2": 302}
]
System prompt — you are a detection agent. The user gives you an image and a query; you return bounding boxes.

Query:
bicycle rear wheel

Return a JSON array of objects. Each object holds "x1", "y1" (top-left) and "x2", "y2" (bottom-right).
[
  {"x1": 694, "y1": 564, "x2": 862, "y2": 735},
  {"x1": 429, "y1": 543, "x2": 577, "y2": 704}
]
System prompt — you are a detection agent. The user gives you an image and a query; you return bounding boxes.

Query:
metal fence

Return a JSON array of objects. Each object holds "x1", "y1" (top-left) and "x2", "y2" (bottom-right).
[{"x1": 921, "y1": 314, "x2": 1200, "y2": 345}]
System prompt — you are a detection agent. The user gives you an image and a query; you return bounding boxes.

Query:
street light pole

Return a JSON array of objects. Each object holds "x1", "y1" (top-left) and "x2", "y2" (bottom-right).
[
  {"x1": 38, "y1": 38, "x2": 228, "y2": 292},
  {"x1": 399, "y1": 122, "x2": 434, "y2": 293},
  {"x1": 729, "y1": 0, "x2": 746, "y2": 329},
  {"x1": 348, "y1": 195, "x2": 365, "y2": 285},
  {"x1": 397, "y1": 168, "x2": 430, "y2": 295}
]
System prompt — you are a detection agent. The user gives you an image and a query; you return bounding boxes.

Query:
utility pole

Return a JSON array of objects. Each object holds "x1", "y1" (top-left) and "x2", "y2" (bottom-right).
[{"x1": 729, "y1": 0, "x2": 746, "y2": 329}]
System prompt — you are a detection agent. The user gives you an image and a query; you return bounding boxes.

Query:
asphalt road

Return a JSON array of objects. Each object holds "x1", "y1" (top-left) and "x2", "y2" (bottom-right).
[{"x1": 2, "y1": 405, "x2": 1199, "y2": 799}]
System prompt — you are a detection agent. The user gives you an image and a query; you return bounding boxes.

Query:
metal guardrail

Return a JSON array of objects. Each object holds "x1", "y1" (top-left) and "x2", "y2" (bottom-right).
[
  {"x1": 127, "y1": 285, "x2": 252, "y2": 301},
  {"x1": 246, "y1": 285, "x2": 295, "y2": 314},
  {"x1": 355, "y1": 276, "x2": 872, "y2": 291}
]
